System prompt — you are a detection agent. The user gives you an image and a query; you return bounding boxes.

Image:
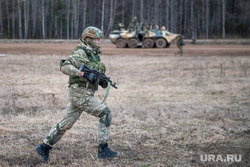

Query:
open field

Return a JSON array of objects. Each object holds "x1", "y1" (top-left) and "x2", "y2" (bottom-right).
[{"x1": 0, "y1": 42, "x2": 250, "y2": 166}]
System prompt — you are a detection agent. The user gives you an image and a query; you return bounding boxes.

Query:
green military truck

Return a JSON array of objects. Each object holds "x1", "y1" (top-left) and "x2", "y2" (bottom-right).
[{"x1": 109, "y1": 29, "x2": 180, "y2": 48}]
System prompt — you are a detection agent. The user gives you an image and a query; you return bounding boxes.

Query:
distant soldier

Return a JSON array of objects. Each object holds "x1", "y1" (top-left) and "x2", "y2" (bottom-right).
[
  {"x1": 150, "y1": 20, "x2": 156, "y2": 30},
  {"x1": 135, "y1": 22, "x2": 140, "y2": 33},
  {"x1": 144, "y1": 23, "x2": 150, "y2": 36},
  {"x1": 192, "y1": 36, "x2": 196, "y2": 45},
  {"x1": 128, "y1": 23, "x2": 133, "y2": 33},
  {"x1": 175, "y1": 35, "x2": 185, "y2": 56},
  {"x1": 132, "y1": 16, "x2": 137, "y2": 30},
  {"x1": 155, "y1": 25, "x2": 159, "y2": 30},
  {"x1": 144, "y1": 23, "x2": 149, "y2": 31},
  {"x1": 118, "y1": 22, "x2": 124, "y2": 31},
  {"x1": 141, "y1": 20, "x2": 146, "y2": 31},
  {"x1": 161, "y1": 26, "x2": 166, "y2": 31}
]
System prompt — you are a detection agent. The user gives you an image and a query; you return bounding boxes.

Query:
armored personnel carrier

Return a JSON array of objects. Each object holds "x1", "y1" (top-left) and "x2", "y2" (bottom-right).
[{"x1": 109, "y1": 29, "x2": 180, "y2": 48}]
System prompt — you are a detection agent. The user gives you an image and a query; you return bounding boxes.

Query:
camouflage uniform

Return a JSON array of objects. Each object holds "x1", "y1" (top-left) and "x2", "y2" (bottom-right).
[
  {"x1": 37, "y1": 27, "x2": 118, "y2": 161},
  {"x1": 175, "y1": 36, "x2": 184, "y2": 56},
  {"x1": 128, "y1": 23, "x2": 133, "y2": 33},
  {"x1": 43, "y1": 40, "x2": 110, "y2": 146}
]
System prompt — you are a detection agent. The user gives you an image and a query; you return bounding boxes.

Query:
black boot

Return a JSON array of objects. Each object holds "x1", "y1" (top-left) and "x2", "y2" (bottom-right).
[
  {"x1": 36, "y1": 143, "x2": 52, "y2": 162},
  {"x1": 98, "y1": 143, "x2": 119, "y2": 159}
]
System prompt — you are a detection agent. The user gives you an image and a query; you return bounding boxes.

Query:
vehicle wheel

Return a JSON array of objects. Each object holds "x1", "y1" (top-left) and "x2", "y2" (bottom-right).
[
  {"x1": 116, "y1": 38, "x2": 126, "y2": 48},
  {"x1": 143, "y1": 38, "x2": 154, "y2": 48},
  {"x1": 127, "y1": 39, "x2": 138, "y2": 48},
  {"x1": 156, "y1": 38, "x2": 166, "y2": 48}
]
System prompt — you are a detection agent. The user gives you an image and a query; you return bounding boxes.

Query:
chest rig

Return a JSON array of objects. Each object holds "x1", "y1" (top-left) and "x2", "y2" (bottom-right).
[{"x1": 68, "y1": 45, "x2": 106, "y2": 89}]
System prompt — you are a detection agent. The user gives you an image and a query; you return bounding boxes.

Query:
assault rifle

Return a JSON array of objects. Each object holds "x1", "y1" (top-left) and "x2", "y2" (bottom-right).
[{"x1": 79, "y1": 63, "x2": 118, "y2": 92}]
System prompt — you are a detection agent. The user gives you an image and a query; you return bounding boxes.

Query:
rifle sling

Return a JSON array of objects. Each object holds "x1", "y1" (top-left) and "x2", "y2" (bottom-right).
[
  {"x1": 100, "y1": 82, "x2": 111, "y2": 104},
  {"x1": 83, "y1": 81, "x2": 110, "y2": 105}
]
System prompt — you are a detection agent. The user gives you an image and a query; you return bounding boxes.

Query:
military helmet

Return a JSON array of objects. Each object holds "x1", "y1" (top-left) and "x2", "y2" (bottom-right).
[{"x1": 82, "y1": 26, "x2": 103, "y2": 40}]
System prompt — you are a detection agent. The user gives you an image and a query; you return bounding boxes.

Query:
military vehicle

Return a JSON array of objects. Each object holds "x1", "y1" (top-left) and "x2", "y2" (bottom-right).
[{"x1": 109, "y1": 28, "x2": 180, "y2": 48}]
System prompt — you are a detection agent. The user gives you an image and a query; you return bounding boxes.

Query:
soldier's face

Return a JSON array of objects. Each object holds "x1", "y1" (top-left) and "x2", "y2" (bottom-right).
[
  {"x1": 95, "y1": 38, "x2": 101, "y2": 44},
  {"x1": 90, "y1": 38, "x2": 101, "y2": 49},
  {"x1": 94, "y1": 38, "x2": 101, "y2": 48}
]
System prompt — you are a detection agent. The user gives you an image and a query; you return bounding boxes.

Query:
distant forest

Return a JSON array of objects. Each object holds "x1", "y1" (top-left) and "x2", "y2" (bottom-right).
[{"x1": 0, "y1": 0, "x2": 249, "y2": 39}]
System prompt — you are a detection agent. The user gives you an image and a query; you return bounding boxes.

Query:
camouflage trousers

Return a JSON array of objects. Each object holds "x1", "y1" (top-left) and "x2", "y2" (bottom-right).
[
  {"x1": 176, "y1": 45, "x2": 183, "y2": 56},
  {"x1": 43, "y1": 84, "x2": 110, "y2": 147}
]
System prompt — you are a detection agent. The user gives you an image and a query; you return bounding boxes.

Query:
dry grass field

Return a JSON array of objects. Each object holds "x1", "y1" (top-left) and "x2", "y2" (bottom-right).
[{"x1": 0, "y1": 42, "x2": 250, "y2": 166}]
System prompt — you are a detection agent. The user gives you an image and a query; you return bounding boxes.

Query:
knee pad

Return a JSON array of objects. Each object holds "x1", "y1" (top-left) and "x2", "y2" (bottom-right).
[{"x1": 98, "y1": 108, "x2": 112, "y2": 127}]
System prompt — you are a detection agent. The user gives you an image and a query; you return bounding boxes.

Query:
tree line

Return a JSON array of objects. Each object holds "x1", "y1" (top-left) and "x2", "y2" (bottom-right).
[{"x1": 0, "y1": 0, "x2": 249, "y2": 39}]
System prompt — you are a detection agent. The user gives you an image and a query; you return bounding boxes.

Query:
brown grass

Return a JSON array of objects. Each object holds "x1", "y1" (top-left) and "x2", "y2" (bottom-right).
[{"x1": 0, "y1": 48, "x2": 250, "y2": 166}]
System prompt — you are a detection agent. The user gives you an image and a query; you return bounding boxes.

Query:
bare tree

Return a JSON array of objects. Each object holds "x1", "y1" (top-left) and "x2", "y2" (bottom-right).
[
  {"x1": 122, "y1": 0, "x2": 124, "y2": 23},
  {"x1": 12, "y1": 0, "x2": 15, "y2": 39},
  {"x1": 106, "y1": 0, "x2": 113, "y2": 37},
  {"x1": 83, "y1": 0, "x2": 86, "y2": 29},
  {"x1": 24, "y1": 0, "x2": 29, "y2": 39},
  {"x1": 179, "y1": 0, "x2": 183, "y2": 33},
  {"x1": 184, "y1": 0, "x2": 187, "y2": 35},
  {"x1": 132, "y1": 0, "x2": 135, "y2": 20},
  {"x1": 0, "y1": 0, "x2": 3, "y2": 38},
  {"x1": 66, "y1": 0, "x2": 70, "y2": 39},
  {"x1": 206, "y1": 0, "x2": 209, "y2": 39},
  {"x1": 147, "y1": 0, "x2": 151, "y2": 23},
  {"x1": 42, "y1": 0, "x2": 45, "y2": 39},
  {"x1": 48, "y1": 0, "x2": 54, "y2": 38},
  {"x1": 154, "y1": 0, "x2": 158, "y2": 24},
  {"x1": 101, "y1": 0, "x2": 105, "y2": 31},
  {"x1": 166, "y1": 0, "x2": 169, "y2": 29},
  {"x1": 54, "y1": 15, "x2": 58, "y2": 38},
  {"x1": 5, "y1": 0, "x2": 10, "y2": 38},
  {"x1": 140, "y1": 0, "x2": 143, "y2": 23},
  {"x1": 191, "y1": 0, "x2": 194, "y2": 38},
  {"x1": 222, "y1": 0, "x2": 226, "y2": 39},
  {"x1": 73, "y1": 0, "x2": 79, "y2": 38},
  {"x1": 170, "y1": 0, "x2": 174, "y2": 31},
  {"x1": 32, "y1": 0, "x2": 37, "y2": 38},
  {"x1": 17, "y1": 0, "x2": 22, "y2": 39}
]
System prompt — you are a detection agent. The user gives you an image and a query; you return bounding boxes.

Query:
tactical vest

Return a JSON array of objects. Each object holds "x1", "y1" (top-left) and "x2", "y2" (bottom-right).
[{"x1": 68, "y1": 46, "x2": 106, "y2": 89}]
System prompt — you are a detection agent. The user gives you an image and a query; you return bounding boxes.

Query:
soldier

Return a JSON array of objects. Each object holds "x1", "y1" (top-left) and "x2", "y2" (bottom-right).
[
  {"x1": 144, "y1": 23, "x2": 150, "y2": 36},
  {"x1": 128, "y1": 23, "x2": 133, "y2": 33},
  {"x1": 192, "y1": 36, "x2": 196, "y2": 45},
  {"x1": 132, "y1": 16, "x2": 137, "y2": 30},
  {"x1": 135, "y1": 22, "x2": 140, "y2": 33},
  {"x1": 118, "y1": 22, "x2": 124, "y2": 31},
  {"x1": 144, "y1": 23, "x2": 149, "y2": 31},
  {"x1": 141, "y1": 20, "x2": 146, "y2": 31},
  {"x1": 161, "y1": 26, "x2": 166, "y2": 31},
  {"x1": 150, "y1": 19, "x2": 156, "y2": 30},
  {"x1": 175, "y1": 35, "x2": 185, "y2": 56},
  {"x1": 36, "y1": 26, "x2": 119, "y2": 162}
]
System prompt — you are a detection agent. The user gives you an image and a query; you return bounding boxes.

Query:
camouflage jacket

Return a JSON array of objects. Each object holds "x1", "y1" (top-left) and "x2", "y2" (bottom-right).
[{"x1": 61, "y1": 39, "x2": 106, "y2": 88}]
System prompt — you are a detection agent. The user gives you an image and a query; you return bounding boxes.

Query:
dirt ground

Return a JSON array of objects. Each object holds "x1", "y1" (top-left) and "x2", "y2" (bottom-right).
[
  {"x1": 1, "y1": 41, "x2": 250, "y2": 56},
  {"x1": 0, "y1": 42, "x2": 250, "y2": 166}
]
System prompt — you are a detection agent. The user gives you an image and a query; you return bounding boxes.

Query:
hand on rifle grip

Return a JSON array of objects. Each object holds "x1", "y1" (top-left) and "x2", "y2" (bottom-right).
[{"x1": 83, "y1": 73, "x2": 95, "y2": 83}]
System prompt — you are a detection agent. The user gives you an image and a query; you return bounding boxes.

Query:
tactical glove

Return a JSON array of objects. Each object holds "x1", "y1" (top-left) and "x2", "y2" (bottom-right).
[
  {"x1": 83, "y1": 72, "x2": 95, "y2": 82},
  {"x1": 99, "y1": 80, "x2": 108, "y2": 88}
]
